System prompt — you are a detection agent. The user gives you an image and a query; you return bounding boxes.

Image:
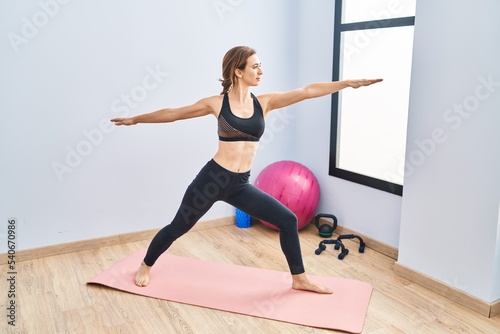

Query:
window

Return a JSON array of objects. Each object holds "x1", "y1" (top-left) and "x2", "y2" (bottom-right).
[{"x1": 329, "y1": 0, "x2": 416, "y2": 196}]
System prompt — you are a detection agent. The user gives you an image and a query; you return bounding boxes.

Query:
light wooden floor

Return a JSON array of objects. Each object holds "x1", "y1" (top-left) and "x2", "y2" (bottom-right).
[{"x1": 2, "y1": 222, "x2": 499, "y2": 334}]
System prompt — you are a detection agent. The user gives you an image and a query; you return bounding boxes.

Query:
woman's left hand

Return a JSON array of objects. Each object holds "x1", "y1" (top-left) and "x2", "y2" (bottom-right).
[{"x1": 349, "y1": 78, "x2": 383, "y2": 88}]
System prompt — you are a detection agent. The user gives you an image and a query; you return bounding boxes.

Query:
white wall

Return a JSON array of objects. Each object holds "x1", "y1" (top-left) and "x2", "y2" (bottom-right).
[
  {"x1": 0, "y1": 0, "x2": 299, "y2": 251},
  {"x1": 398, "y1": 0, "x2": 500, "y2": 303},
  {"x1": 0, "y1": 0, "x2": 405, "y2": 252},
  {"x1": 293, "y1": 0, "x2": 403, "y2": 248}
]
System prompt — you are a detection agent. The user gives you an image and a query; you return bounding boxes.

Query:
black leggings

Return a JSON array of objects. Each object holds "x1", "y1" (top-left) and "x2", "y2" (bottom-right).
[{"x1": 143, "y1": 159, "x2": 305, "y2": 275}]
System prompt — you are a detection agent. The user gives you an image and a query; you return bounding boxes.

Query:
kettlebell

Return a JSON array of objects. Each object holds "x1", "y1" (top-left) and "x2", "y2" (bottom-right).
[{"x1": 314, "y1": 213, "x2": 338, "y2": 238}]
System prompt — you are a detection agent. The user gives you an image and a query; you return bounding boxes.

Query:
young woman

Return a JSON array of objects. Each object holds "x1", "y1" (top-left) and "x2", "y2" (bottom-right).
[{"x1": 111, "y1": 46, "x2": 382, "y2": 294}]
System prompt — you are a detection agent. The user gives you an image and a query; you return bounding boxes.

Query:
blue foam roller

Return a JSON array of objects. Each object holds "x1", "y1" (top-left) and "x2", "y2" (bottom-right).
[{"x1": 235, "y1": 208, "x2": 252, "y2": 228}]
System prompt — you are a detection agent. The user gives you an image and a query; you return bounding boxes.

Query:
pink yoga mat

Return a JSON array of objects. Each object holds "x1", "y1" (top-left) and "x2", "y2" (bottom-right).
[{"x1": 88, "y1": 250, "x2": 372, "y2": 333}]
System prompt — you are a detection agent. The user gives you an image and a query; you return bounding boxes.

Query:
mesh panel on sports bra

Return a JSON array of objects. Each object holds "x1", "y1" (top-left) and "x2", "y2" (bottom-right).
[{"x1": 218, "y1": 114, "x2": 260, "y2": 141}]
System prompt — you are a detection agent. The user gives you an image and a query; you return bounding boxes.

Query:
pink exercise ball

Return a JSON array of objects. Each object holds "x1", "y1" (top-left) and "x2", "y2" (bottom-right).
[{"x1": 254, "y1": 160, "x2": 320, "y2": 231}]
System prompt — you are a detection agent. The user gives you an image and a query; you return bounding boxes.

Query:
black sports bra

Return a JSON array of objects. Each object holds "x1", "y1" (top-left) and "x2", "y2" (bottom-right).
[{"x1": 218, "y1": 93, "x2": 265, "y2": 142}]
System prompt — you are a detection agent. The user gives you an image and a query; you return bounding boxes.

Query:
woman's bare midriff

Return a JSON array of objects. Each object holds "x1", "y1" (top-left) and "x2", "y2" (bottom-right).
[{"x1": 212, "y1": 141, "x2": 259, "y2": 173}]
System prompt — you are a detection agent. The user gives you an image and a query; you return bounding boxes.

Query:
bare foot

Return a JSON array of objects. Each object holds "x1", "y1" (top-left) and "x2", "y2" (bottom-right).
[
  {"x1": 292, "y1": 273, "x2": 333, "y2": 294},
  {"x1": 135, "y1": 262, "x2": 151, "y2": 287}
]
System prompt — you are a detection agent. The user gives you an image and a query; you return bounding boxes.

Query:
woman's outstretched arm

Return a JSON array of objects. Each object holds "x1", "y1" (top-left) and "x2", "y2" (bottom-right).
[
  {"x1": 111, "y1": 96, "x2": 217, "y2": 126},
  {"x1": 259, "y1": 79, "x2": 383, "y2": 115}
]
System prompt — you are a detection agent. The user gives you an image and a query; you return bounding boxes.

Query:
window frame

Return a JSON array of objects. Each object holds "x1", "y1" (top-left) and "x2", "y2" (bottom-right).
[{"x1": 329, "y1": 0, "x2": 415, "y2": 196}]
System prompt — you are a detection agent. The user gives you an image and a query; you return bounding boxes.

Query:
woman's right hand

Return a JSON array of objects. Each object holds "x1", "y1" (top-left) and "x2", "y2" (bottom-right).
[{"x1": 110, "y1": 117, "x2": 137, "y2": 126}]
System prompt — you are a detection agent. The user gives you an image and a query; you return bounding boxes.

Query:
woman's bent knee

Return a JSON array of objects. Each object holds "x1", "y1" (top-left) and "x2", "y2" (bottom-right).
[{"x1": 269, "y1": 211, "x2": 298, "y2": 232}]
